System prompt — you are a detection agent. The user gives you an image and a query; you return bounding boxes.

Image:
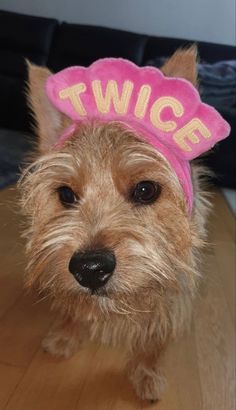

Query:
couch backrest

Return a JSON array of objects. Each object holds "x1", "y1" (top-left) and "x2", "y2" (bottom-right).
[
  {"x1": 0, "y1": 10, "x2": 57, "y2": 131},
  {"x1": 143, "y1": 36, "x2": 236, "y2": 64},
  {"x1": 48, "y1": 23, "x2": 148, "y2": 72}
]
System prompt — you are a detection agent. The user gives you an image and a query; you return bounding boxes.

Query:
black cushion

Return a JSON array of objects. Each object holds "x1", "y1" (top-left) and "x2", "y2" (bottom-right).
[
  {"x1": 0, "y1": 10, "x2": 58, "y2": 131},
  {"x1": 48, "y1": 23, "x2": 148, "y2": 71},
  {"x1": 0, "y1": 127, "x2": 33, "y2": 189},
  {"x1": 143, "y1": 36, "x2": 236, "y2": 64},
  {"x1": 204, "y1": 108, "x2": 236, "y2": 189}
]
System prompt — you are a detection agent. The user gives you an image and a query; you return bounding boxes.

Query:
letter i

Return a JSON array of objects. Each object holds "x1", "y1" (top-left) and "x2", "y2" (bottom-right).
[{"x1": 134, "y1": 85, "x2": 152, "y2": 119}]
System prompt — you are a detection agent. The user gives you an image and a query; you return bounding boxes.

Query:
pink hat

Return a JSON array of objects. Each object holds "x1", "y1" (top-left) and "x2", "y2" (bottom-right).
[{"x1": 46, "y1": 58, "x2": 230, "y2": 213}]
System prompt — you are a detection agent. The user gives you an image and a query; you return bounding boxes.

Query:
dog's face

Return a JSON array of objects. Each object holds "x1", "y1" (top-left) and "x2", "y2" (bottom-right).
[{"x1": 20, "y1": 48, "x2": 198, "y2": 315}]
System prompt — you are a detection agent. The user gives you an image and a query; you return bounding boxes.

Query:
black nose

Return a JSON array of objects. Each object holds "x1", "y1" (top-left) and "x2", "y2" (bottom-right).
[{"x1": 69, "y1": 249, "x2": 116, "y2": 291}]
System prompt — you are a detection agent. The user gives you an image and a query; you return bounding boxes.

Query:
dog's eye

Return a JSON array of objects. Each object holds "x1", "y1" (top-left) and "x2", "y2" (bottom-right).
[
  {"x1": 131, "y1": 181, "x2": 161, "y2": 205},
  {"x1": 57, "y1": 186, "x2": 78, "y2": 207}
]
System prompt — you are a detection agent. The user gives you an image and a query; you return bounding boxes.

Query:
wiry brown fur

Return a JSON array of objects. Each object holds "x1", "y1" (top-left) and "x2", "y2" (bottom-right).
[{"x1": 19, "y1": 48, "x2": 211, "y2": 402}]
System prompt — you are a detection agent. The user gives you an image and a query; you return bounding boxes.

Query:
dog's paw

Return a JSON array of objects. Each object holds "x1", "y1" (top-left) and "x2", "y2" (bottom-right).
[
  {"x1": 129, "y1": 364, "x2": 167, "y2": 402},
  {"x1": 42, "y1": 331, "x2": 79, "y2": 359}
]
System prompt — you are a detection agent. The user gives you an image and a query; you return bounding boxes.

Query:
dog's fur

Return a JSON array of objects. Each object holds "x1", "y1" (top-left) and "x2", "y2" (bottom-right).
[{"x1": 19, "y1": 47, "x2": 210, "y2": 402}]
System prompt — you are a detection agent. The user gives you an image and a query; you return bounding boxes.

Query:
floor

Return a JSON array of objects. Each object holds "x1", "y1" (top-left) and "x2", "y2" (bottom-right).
[{"x1": 0, "y1": 186, "x2": 235, "y2": 410}]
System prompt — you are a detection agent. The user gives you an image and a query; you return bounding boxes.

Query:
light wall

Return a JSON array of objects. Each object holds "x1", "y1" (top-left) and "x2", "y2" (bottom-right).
[{"x1": 1, "y1": 0, "x2": 235, "y2": 46}]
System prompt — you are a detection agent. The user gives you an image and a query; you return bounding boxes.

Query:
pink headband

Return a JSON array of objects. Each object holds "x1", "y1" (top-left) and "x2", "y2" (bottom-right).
[{"x1": 46, "y1": 58, "x2": 230, "y2": 213}]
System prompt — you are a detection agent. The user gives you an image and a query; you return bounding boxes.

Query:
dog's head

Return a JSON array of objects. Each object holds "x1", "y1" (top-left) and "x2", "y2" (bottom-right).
[{"x1": 20, "y1": 48, "x2": 202, "y2": 316}]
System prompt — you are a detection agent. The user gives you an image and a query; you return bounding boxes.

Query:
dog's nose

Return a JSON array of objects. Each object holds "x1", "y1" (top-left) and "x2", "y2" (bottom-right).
[{"x1": 69, "y1": 249, "x2": 116, "y2": 291}]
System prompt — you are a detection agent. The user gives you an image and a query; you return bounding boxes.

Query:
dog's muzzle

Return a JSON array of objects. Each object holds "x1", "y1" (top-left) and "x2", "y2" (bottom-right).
[{"x1": 69, "y1": 249, "x2": 116, "y2": 292}]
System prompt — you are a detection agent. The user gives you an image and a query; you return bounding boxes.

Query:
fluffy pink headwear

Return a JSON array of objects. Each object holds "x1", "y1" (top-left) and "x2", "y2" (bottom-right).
[{"x1": 45, "y1": 58, "x2": 230, "y2": 213}]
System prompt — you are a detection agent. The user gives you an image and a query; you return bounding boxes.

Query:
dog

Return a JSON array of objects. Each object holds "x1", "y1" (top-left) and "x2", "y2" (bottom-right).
[{"x1": 19, "y1": 46, "x2": 229, "y2": 402}]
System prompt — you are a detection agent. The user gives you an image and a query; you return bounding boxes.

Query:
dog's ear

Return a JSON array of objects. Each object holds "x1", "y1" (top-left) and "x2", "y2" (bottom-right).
[
  {"x1": 161, "y1": 45, "x2": 198, "y2": 87},
  {"x1": 27, "y1": 61, "x2": 67, "y2": 153}
]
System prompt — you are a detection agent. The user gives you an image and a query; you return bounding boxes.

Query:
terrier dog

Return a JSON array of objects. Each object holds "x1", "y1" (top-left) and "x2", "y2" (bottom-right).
[{"x1": 19, "y1": 47, "x2": 229, "y2": 402}]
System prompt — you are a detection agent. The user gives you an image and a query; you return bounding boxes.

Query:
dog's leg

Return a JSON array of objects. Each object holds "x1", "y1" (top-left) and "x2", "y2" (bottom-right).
[
  {"x1": 42, "y1": 318, "x2": 89, "y2": 359},
  {"x1": 127, "y1": 342, "x2": 167, "y2": 402}
]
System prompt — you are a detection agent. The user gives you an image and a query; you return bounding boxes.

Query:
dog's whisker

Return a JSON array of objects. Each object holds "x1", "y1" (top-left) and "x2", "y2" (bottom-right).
[{"x1": 119, "y1": 300, "x2": 153, "y2": 314}]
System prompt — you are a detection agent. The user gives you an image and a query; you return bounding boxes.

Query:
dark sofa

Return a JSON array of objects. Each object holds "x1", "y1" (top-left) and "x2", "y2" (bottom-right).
[{"x1": 0, "y1": 9, "x2": 235, "y2": 188}]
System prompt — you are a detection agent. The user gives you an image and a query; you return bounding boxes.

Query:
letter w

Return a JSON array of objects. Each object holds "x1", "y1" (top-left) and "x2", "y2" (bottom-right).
[{"x1": 92, "y1": 80, "x2": 133, "y2": 115}]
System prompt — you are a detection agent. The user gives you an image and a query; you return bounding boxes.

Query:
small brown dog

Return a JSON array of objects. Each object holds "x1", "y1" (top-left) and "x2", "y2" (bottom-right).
[{"x1": 20, "y1": 47, "x2": 212, "y2": 402}]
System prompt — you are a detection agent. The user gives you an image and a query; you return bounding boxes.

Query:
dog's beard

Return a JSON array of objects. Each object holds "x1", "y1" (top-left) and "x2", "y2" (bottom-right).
[{"x1": 24, "y1": 225, "x2": 197, "y2": 320}]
